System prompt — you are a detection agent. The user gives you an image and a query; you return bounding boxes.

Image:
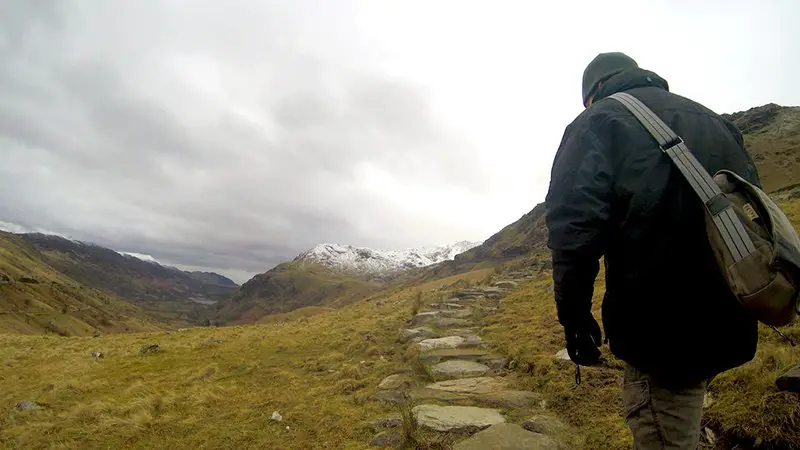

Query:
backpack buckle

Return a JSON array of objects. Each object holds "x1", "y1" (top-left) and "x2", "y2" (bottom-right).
[{"x1": 660, "y1": 137, "x2": 683, "y2": 152}]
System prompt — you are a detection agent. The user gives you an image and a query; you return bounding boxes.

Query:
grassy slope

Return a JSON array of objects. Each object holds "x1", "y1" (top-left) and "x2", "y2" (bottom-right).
[
  {"x1": 0, "y1": 269, "x2": 492, "y2": 449},
  {"x1": 20, "y1": 233, "x2": 238, "y2": 326},
  {"x1": 216, "y1": 261, "x2": 382, "y2": 324},
  {"x1": 0, "y1": 232, "x2": 160, "y2": 337}
]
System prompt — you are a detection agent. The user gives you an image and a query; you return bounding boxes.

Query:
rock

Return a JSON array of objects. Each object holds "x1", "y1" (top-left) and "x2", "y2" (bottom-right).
[
  {"x1": 368, "y1": 415, "x2": 403, "y2": 431},
  {"x1": 427, "y1": 377, "x2": 509, "y2": 394},
  {"x1": 446, "y1": 328, "x2": 478, "y2": 336},
  {"x1": 418, "y1": 336, "x2": 465, "y2": 352},
  {"x1": 271, "y1": 411, "x2": 283, "y2": 422},
  {"x1": 408, "y1": 387, "x2": 471, "y2": 404},
  {"x1": 16, "y1": 400, "x2": 39, "y2": 411},
  {"x1": 370, "y1": 430, "x2": 405, "y2": 448},
  {"x1": 411, "y1": 311, "x2": 441, "y2": 325},
  {"x1": 453, "y1": 423, "x2": 558, "y2": 450},
  {"x1": 464, "y1": 335, "x2": 482, "y2": 347},
  {"x1": 493, "y1": 280, "x2": 519, "y2": 289},
  {"x1": 440, "y1": 309, "x2": 473, "y2": 319},
  {"x1": 478, "y1": 390, "x2": 544, "y2": 409},
  {"x1": 456, "y1": 290, "x2": 484, "y2": 298},
  {"x1": 0, "y1": 271, "x2": 11, "y2": 284},
  {"x1": 91, "y1": 351, "x2": 104, "y2": 359},
  {"x1": 378, "y1": 374, "x2": 414, "y2": 390},
  {"x1": 418, "y1": 348, "x2": 491, "y2": 365},
  {"x1": 18, "y1": 276, "x2": 40, "y2": 284},
  {"x1": 435, "y1": 318, "x2": 473, "y2": 328},
  {"x1": 139, "y1": 344, "x2": 160, "y2": 356},
  {"x1": 479, "y1": 287, "x2": 506, "y2": 296},
  {"x1": 413, "y1": 404, "x2": 505, "y2": 432},
  {"x1": 522, "y1": 415, "x2": 568, "y2": 436},
  {"x1": 370, "y1": 390, "x2": 407, "y2": 405},
  {"x1": 554, "y1": 349, "x2": 571, "y2": 361},
  {"x1": 485, "y1": 357, "x2": 509, "y2": 370},
  {"x1": 207, "y1": 338, "x2": 224, "y2": 345},
  {"x1": 430, "y1": 360, "x2": 491, "y2": 378},
  {"x1": 430, "y1": 302, "x2": 465, "y2": 310}
]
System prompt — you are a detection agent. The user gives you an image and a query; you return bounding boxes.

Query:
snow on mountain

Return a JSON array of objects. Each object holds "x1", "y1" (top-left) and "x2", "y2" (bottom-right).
[{"x1": 294, "y1": 240, "x2": 482, "y2": 275}]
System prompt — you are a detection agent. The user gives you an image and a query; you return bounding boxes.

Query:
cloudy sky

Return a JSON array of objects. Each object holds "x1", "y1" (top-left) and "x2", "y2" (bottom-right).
[{"x1": 1, "y1": 0, "x2": 798, "y2": 283}]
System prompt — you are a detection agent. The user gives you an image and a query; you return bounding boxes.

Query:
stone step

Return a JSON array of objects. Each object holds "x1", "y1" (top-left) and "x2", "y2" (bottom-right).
[
  {"x1": 418, "y1": 347, "x2": 492, "y2": 365},
  {"x1": 426, "y1": 377, "x2": 509, "y2": 394},
  {"x1": 399, "y1": 327, "x2": 437, "y2": 343},
  {"x1": 413, "y1": 404, "x2": 505, "y2": 433},
  {"x1": 435, "y1": 317, "x2": 473, "y2": 328},
  {"x1": 411, "y1": 311, "x2": 441, "y2": 326},
  {"x1": 417, "y1": 335, "x2": 481, "y2": 352},
  {"x1": 492, "y1": 280, "x2": 519, "y2": 289},
  {"x1": 429, "y1": 302, "x2": 466, "y2": 310},
  {"x1": 439, "y1": 309, "x2": 473, "y2": 319},
  {"x1": 430, "y1": 360, "x2": 491, "y2": 379},
  {"x1": 453, "y1": 423, "x2": 558, "y2": 450}
]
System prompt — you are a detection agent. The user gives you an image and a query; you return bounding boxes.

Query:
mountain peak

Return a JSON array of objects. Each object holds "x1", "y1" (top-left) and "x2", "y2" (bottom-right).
[{"x1": 294, "y1": 241, "x2": 481, "y2": 275}]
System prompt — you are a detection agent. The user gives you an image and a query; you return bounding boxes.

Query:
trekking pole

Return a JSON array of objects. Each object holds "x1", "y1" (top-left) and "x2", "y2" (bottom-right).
[{"x1": 769, "y1": 325, "x2": 796, "y2": 347}]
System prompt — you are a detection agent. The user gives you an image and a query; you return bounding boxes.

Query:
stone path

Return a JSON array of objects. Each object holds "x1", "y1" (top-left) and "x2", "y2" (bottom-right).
[{"x1": 367, "y1": 274, "x2": 578, "y2": 449}]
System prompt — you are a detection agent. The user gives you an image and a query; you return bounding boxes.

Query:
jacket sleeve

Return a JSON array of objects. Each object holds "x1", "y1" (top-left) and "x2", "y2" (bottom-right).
[{"x1": 545, "y1": 116, "x2": 615, "y2": 328}]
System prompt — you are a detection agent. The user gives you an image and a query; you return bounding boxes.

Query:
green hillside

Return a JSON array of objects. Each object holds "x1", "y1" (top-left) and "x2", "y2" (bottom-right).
[
  {"x1": 0, "y1": 231, "x2": 160, "y2": 336},
  {"x1": 215, "y1": 261, "x2": 382, "y2": 324}
]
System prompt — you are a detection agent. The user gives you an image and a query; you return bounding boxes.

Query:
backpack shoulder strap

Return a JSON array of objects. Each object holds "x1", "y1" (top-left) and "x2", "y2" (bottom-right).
[{"x1": 608, "y1": 92, "x2": 756, "y2": 261}]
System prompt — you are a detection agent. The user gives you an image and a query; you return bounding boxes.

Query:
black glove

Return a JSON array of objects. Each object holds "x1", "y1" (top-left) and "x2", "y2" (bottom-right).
[{"x1": 564, "y1": 314, "x2": 602, "y2": 366}]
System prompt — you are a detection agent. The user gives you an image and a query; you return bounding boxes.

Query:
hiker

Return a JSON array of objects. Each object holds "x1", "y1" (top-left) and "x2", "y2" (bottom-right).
[{"x1": 544, "y1": 52, "x2": 762, "y2": 449}]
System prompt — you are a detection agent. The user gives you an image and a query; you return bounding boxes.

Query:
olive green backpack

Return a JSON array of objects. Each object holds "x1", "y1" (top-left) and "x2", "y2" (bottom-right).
[{"x1": 610, "y1": 92, "x2": 800, "y2": 327}]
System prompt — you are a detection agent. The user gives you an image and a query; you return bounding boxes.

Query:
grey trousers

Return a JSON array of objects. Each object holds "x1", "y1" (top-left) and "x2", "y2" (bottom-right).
[{"x1": 622, "y1": 363, "x2": 710, "y2": 450}]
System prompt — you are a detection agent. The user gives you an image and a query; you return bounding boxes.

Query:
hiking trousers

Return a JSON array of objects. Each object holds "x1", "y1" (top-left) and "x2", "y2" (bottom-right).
[{"x1": 622, "y1": 363, "x2": 710, "y2": 450}]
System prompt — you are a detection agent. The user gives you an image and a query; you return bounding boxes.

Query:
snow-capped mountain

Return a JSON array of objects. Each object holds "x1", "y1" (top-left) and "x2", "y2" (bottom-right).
[{"x1": 294, "y1": 240, "x2": 482, "y2": 275}]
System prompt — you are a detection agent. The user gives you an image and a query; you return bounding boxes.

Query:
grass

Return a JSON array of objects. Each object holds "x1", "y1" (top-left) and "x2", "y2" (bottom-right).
[{"x1": 0, "y1": 270, "x2": 485, "y2": 449}]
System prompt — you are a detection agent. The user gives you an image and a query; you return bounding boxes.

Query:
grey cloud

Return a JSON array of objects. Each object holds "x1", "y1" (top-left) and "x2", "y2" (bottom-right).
[{"x1": 0, "y1": 0, "x2": 494, "y2": 281}]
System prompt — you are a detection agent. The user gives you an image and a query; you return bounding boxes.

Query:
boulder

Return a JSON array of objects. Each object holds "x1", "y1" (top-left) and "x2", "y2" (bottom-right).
[
  {"x1": 413, "y1": 404, "x2": 505, "y2": 432},
  {"x1": 430, "y1": 360, "x2": 491, "y2": 378},
  {"x1": 493, "y1": 280, "x2": 519, "y2": 289},
  {"x1": 418, "y1": 336, "x2": 465, "y2": 352},
  {"x1": 484, "y1": 357, "x2": 510, "y2": 370},
  {"x1": 554, "y1": 349, "x2": 571, "y2": 361},
  {"x1": 378, "y1": 374, "x2": 414, "y2": 390},
  {"x1": 453, "y1": 423, "x2": 558, "y2": 450},
  {"x1": 522, "y1": 415, "x2": 568, "y2": 436},
  {"x1": 426, "y1": 377, "x2": 509, "y2": 394}
]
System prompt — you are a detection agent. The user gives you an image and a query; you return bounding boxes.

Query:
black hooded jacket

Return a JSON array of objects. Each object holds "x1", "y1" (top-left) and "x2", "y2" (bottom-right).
[{"x1": 545, "y1": 68, "x2": 760, "y2": 385}]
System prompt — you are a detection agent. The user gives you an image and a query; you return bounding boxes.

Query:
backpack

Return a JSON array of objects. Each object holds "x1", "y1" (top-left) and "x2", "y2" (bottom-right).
[{"x1": 609, "y1": 92, "x2": 800, "y2": 327}]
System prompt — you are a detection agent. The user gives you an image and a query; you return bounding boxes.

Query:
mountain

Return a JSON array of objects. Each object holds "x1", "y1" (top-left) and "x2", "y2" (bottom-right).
[
  {"x1": 215, "y1": 261, "x2": 381, "y2": 324},
  {"x1": 216, "y1": 240, "x2": 478, "y2": 323},
  {"x1": 19, "y1": 233, "x2": 238, "y2": 324},
  {"x1": 294, "y1": 241, "x2": 481, "y2": 275},
  {"x1": 0, "y1": 230, "x2": 160, "y2": 335},
  {"x1": 722, "y1": 103, "x2": 800, "y2": 193}
]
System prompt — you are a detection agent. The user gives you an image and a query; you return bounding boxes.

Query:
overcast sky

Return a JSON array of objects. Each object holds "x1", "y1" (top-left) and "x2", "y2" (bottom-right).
[{"x1": 1, "y1": 0, "x2": 798, "y2": 283}]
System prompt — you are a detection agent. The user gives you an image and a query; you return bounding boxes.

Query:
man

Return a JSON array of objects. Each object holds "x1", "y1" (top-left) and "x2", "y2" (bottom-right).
[{"x1": 545, "y1": 52, "x2": 761, "y2": 449}]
